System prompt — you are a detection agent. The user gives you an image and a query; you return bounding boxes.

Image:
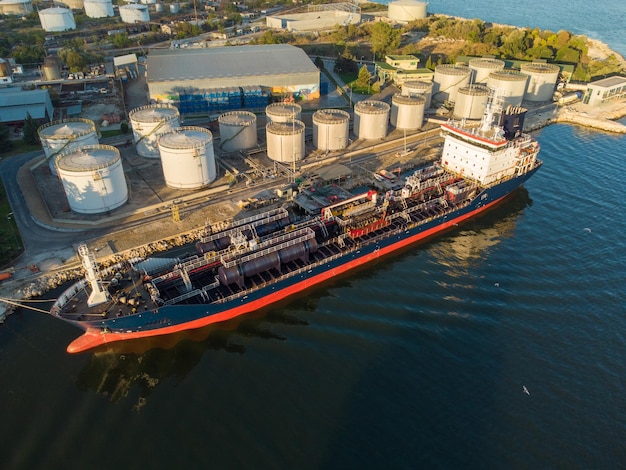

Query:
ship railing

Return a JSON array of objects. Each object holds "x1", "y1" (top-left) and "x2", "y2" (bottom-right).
[
  {"x1": 162, "y1": 288, "x2": 204, "y2": 306},
  {"x1": 50, "y1": 279, "x2": 89, "y2": 315},
  {"x1": 221, "y1": 227, "x2": 315, "y2": 268},
  {"x1": 200, "y1": 208, "x2": 288, "y2": 242}
]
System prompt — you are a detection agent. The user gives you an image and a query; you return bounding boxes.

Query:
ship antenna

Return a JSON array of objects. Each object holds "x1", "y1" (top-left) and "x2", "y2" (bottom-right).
[
  {"x1": 78, "y1": 243, "x2": 110, "y2": 307},
  {"x1": 480, "y1": 88, "x2": 504, "y2": 134}
]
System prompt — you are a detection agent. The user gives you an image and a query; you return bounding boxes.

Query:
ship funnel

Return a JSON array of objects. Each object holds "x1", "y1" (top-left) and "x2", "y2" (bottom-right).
[
  {"x1": 500, "y1": 105, "x2": 528, "y2": 140},
  {"x1": 78, "y1": 243, "x2": 110, "y2": 307}
]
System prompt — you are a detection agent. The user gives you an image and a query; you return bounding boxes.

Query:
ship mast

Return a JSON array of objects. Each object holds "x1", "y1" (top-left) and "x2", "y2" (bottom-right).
[{"x1": 78, "y1": 243, "x2": 110, "y2": 307}]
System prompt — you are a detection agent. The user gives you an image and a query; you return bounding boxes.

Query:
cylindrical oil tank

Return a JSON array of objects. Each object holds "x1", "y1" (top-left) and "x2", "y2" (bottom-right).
[
  {"x1": 119, "y1": 3, "x2": 150, "y2": 23},
  {"x1": 0, "y1": 58, "x2": 12, "y2": 84},
  {"x1": 218, "y1": 111, "x2": 257, "y2": 153},
  {"x1": 391, "y1": 93, "x2": 425, "y2": 130},
  {"x1": 402, "y1": 80, "x2": 433, "y2": 108},
  {"x1": 39, "y1": 7, "x2": 75, "y2": 32},
  {"x1": 453, "y1": 85, "x2": 490, "y2": 120},
  {"x1": 388, "y1": 0, "x2": 427, "y2": 23},
  {"x1": 83, "y1": 0, "x2": 113, "y2": 17},
  {"x1": 354, "y1": 100, "x2": 390, "y2": 140},
  {"x1": 312, "y1": 109, "x2": 350, "y2": 151},
  {"x1": 169, "y1": 2, "x2": 179, "y2": 13},
  {"x1": 520, "y1": 62, "x2": 560, "y2": 102},
  {"x1": 56, "y1": 145, "x2": 128, "y2": 214},
  {"x1": 38, "y1": 118, "x2": 99, "y2": 174},
  {"x1": 0, "y1": 0, "x2": 33, "y2": 15},
  {"x1": 42, "y1": 56, "x2": 62, "y2": 81},
  {"x1": 157, "y1": 126, "x2": 216, "y2": 189},
  {"x1": 433, "y1": 65, "x2": 471, "y2": 104},
  {"x1": 468, "y1": 58, "x2": 505, "y2": 84},
  {"x1": 486, "y1": 70, "x2": 528, "y2": 108},
  {"x1": 129, "y1": 104, "x2": 180, "y2": 158},
  {"x1": 61, "y1": 0, "x2": 84, "y2": 9},
  {"x1": 265, "y1": 103, "x2": 302, "y2": 123},
  {"x1": 154, "y1": 2, "x2": 163, "y2": 12},
  {"x1": 266, "y1": 120, "x2": 305, "y2": 163}
]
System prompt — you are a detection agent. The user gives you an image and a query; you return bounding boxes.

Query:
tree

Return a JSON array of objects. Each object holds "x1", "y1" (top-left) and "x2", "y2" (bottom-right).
[
  {"x1": 368, "y1": 22, "x2": 401, "y2": 56},
  {"x1": 355, "y1": 65, "x2": 371, "y2": 88},
  {"x1": 0, "y1": 124, "x2": 14, "y2": 155},
  {"x1": 22, "y1": 112, "x2": 39, "y2": 146},
  {"x1": 314, "y1": 56, "x2": 324, "y2": 70}
]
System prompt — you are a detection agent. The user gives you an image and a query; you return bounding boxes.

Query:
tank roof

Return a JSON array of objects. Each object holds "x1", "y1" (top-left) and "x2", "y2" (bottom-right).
[
  {"x1": 266, "y1": 120, "x2": 305, "y2": 134},
  {"x1": 218, "y1": 111, "x2": 256, "y2": 126},
  {"x1": 520, "y1": 62, "x2": 560, "y2": 73},
  {"x1": 355, "y1": 100, "x2": 390, "y2": 114},
  {"x1": 57, "y1": 145, "x2": 120, "y2": 171},
  {"x1": 266, "y1": 103, "x2": 302, "y2": 116},
  {"x1": 38, "y1": 118, "x2": 95, "y2": 138},
  {"x1": 489, "y1": 70, "x2": 528, "y2": 81},
  {"x1": 129, "y1": 105, "x2": 179, "y2": 122},
  {"x1": 392, "y1": 93, "x2": 426, "y2": 105},
  {"x1": 158, "y1": 126, "x2": 212, "y2": 149},
  {"x1": 313, "y1": 109, "x2": 350, "y2": 123},
  {"x1": 458, "y1": 84, "x2": 490, "y2": 95}
]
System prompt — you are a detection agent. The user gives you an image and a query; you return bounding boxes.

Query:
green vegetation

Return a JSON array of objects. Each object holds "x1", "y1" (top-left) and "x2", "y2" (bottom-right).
[{"x1": 0, "y1": 180, "x2": 24, "y2": 267}]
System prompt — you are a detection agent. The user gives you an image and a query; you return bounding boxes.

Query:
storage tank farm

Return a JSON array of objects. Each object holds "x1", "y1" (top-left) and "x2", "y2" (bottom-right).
[
  {"x1": 390, "y1": 94, "x2": 426, "y2": 130},
  {"x1": 402, "y1": 80, "x2": 433, "y2": 108},
  {"x1": 265, "y1": 103, "x2": 302, "y2": 123},
  {"x1": 119, "y1": 3, "x2": 150, "y2": 23},
  {"x1": 486, "y1": 70, "x2": 529, "y2": 108},
  {"x1": 468, "y1": 58, "x2": 505, "y2": 84},
  {"x1": 266, "y1": 120, "x2": 306, "y2": 163},
  {"x1": 433, "y1": 65, "x2": 471, "y2": 104},
  {"x1": 453, "y1": 85, "x2": 490, "y2": 120},
  {"x1": 387, "y1": 0, "x2": 427, "y2": 23},
  {"x1": 312, "y1": 109, "x2": 350, "y2": 151},
  {"x1": 129, "y1": 104, "x2": 180, "y2": 158},
  {"x1": 520, "y1": 62, "x2": 560, "y2": 102},
  {"x1": 217, "y1": 111, "x2": 258, "y2": 153},
  {"x1": 56, "y1": 145, "x2": 128, "y2": 214},
  {"x1": 157, "y1": 126, "x2": 216, "y2": 189},
  {"x1": 38, "y1": 118, "x2": 100, "y2": 175},
  {"x1": 38, "y1": 7, "x2": 75, "y2": 32},
  {"x1": 83, "y1": 0, "x2": 113, "y2": 18},
  {"x1": 354, "y1": 100, "x2": 390, "y2": 140}
]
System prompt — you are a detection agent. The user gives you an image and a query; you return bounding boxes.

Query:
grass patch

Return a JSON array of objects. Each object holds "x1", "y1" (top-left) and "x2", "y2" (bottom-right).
[
  {"x1": 0, "y1": 180, "x2": 24, "y2": 268},
  {"x1": 100, "y1": 129, "x2": 124, "y2": 139},
  {"x1": 4, "y1": 140, "x2": 42, "y2": 157}
]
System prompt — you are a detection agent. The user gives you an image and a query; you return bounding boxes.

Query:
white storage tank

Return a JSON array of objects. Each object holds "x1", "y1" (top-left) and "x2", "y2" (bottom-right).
[
  {"x1": 468, "y1": 58, "x2": 505, "y2": 84},
  {"x1": 354, "y1": 100, "x2": 390, "y2": 140},
  {"x1": 154, "y1": 2, "x2": 163, "y2": 12},
  {"x1": 169, "y1": 2, "x2": 179, "y2": 13},
  {"x1": 0, "y1": 0, "x2": 33, "y2": 15},
  {"x1": 83, "y1": 0, "x2": 113, "y2": 17},
  {"x1": 433, "y1": 65, "x2": 471, "y2": 104},
  {"x1": 42, "y1": 56, "x2": 62, "y2": 81},
  {"x1": 157, "y1": 126, "x2": 217, "y2": 189},
  {"x1": 0, "y1": 58, "x2": 13, "y2": 84},
  {"x1": 265, "y1": 103, "x2": 302, "y2": 123},
  {"x1": 312, "y1": 109, "x2": 350, "y2": 151},
  {"x1": 453, "y1": 85, "x2": 490, "y2": 120},
  {"x1": 56, "y1": 145, "x2": 128, "y2": 214},
  {"x1": 266, "y1": 120, "x2": 305, "y2": 163},
  {"x1": 129, "y1": 104, "x2": 180, "y2": 158},
  {"x1": 401, "y1": 80, "x2": 433, "y2": 108},
  {"x1": 520, "y1": 62, "x2": 560, "y2": 102},
  {"x1": 119, "y1": 3, "x2": 150, "y2": 23},
  {"x1": 388, "y1": 0, "x2": 427, "y2": 23},
  {"x1": 38, "y1": 118, "x2": 99, "y2": 174},
  {"x1": 218, "y1": 111, "x2": 258, "y2": 153},
  {"x1": 487, "y1": 70, "x2": 529, "y2": 108},
  {"x1": 391, "y1": 93, "x2": 425, "y2": 130},
  {"x1": 39, "y1": 7, "x2": 76, "y2": 32},
  {"x1": 61, "y1": 0, "x2": 84, "y2": 9}
]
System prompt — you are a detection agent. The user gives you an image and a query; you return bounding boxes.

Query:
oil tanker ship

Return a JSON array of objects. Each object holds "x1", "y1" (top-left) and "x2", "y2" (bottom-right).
[{"x1": 51, "y1": 100, "x2": 542, "y2": 353}]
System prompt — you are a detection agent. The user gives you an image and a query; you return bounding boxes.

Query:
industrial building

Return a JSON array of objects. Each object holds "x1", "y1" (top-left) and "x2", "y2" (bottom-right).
[
  {"x1": 266, "y1": 3, "x2": 361, "y2": 32},
  {"x1": 146, "y1": 45, "x2": 320, "y2": 112},
  {"x1": 582, "y1": 76, "x2": 626, "y2": 106},
  {"x1": 0, "y1": 88, "x2": 53, "y2": 126},
  {"x1": 376, "y1": 55, "x2": 433, "y2": 86}
]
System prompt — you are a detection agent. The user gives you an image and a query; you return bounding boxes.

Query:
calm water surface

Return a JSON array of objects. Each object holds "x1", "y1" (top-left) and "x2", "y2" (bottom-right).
[{"x1": 1, "y1": 2, "x2": 625, "y2": 468}]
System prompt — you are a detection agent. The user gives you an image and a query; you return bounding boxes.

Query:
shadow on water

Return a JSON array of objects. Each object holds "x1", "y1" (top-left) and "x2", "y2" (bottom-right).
[{"x1": 73, "y1": 188, "x2": 533, "y2": 404}]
